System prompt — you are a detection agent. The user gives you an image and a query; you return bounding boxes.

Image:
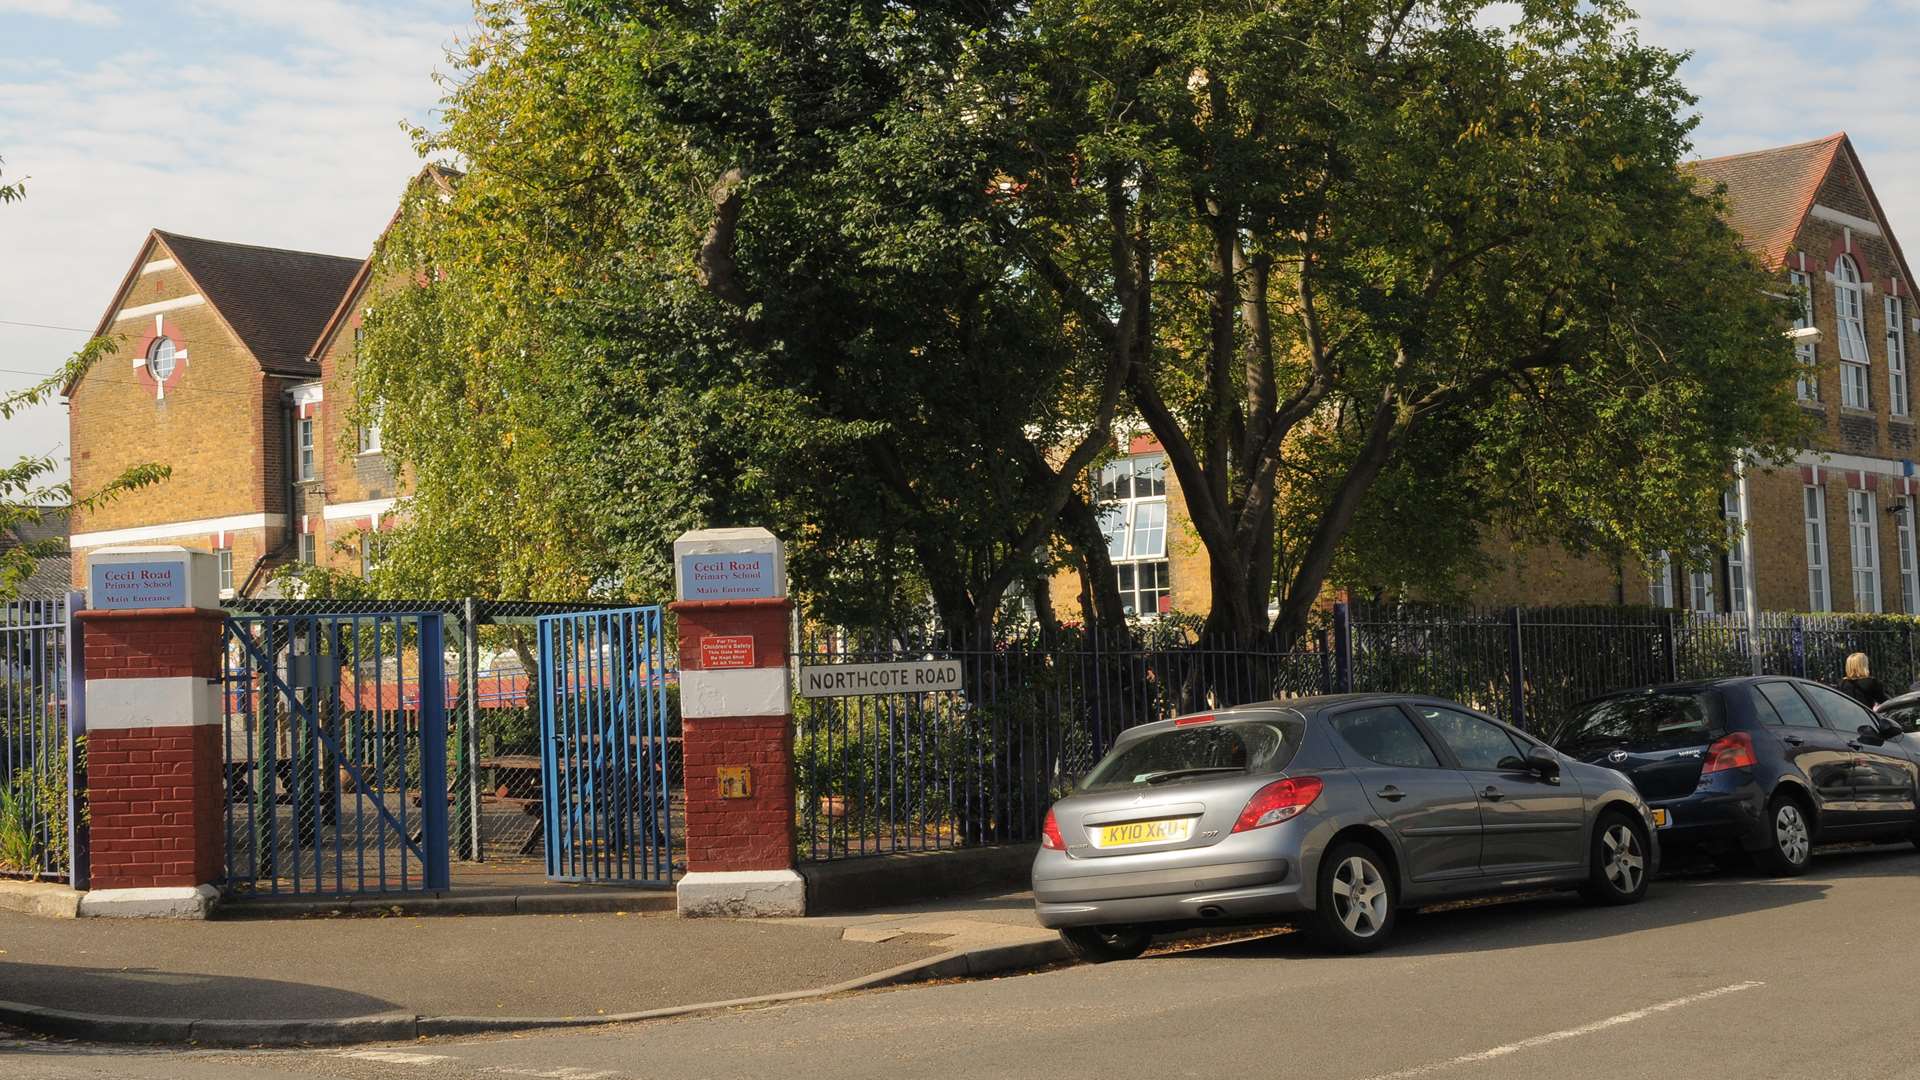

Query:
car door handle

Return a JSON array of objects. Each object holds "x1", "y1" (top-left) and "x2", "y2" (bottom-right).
[
  {"x1": 1783, "y1": 735, "x2": 1806, "y2": 746},
  {"x1": 1376, "y1": 786, "x2": 1407, "y2": 802},
  {"x1": 1482, "y1": 786, "x2": 1505, "y2": 802}
]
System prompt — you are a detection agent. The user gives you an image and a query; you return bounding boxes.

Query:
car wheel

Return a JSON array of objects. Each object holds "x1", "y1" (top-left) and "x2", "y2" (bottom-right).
[
  {"x1": 1579, "y1": 811, "x2": 1651, "y2": 905},
  {"x1": 1059, "y1": 925, "x2": 1151, "y2": 963},
  {"x1": 1754, "y1": 792, "x2": 1814, "y2": 877},
  {"x1": 1313, "y1": 842, "x2": 1397, "y2": 953}
]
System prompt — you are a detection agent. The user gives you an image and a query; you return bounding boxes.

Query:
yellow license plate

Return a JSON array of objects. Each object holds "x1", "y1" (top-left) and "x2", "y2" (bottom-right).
[
  {"x1": 1651, "y1": 808, "x2": 1671, "y2": 828},
  {"x1": 1097, "y1": 819, "x2": 1193, "y2": 848}
]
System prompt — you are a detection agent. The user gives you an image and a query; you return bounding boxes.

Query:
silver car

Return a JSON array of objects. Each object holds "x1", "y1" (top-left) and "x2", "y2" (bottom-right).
[{"x1": 1032, "y1": 695, "x2": 1658, "y2": 959}]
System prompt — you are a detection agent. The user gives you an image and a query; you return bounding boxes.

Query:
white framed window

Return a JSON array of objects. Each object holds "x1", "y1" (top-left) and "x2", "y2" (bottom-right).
[
  {"x1": 1887, "y1": 295, "x2": 1909, "y2": 417},
  {"x1": 297, "y1": 530, "x2": 316, "y2": 565},
  {"x1": 1723, "y1": 487, "x2": 1747, "y2": 614},
  {"x1": 1789, "y1": 269, "x2": 1818, "y2": 401},
  {"x1": 1805, "y1": 484, "x2": 1831, "y2": 611},
  {"x1": 357, "y1": 401, "x2": 384, "y2": 455},
  {"x1": 298, "y1": 416, "x2": 316, "y2": 481},
  {"x1": 359, "y1": 534, "x2": 374, "y2": 580},
  {"x1": 217, "y1": 549, "x2": 234, "y2": 595},
  {"x1": 1688, "y1": 567, "x2": 1714, "y2": 611},
  {"x1": 1648, "y1": 551, "x2": 1673, "y2": 608},
  {"x1": 1835, "y1": 256, "x2": 1871, "y2": 408},
  {"x1": 1849, "y1": 488, "x2": 1882, "y2": 613},
  {"x1": 147, "y1": 336, "x2": 178, "y2": 382},
  {"x1": 1099, "y1": 455, "x2": 1170, "y2": 616},
  {"x1": 1899, "y1": 501, "x2": 1919, "y2": 616}
]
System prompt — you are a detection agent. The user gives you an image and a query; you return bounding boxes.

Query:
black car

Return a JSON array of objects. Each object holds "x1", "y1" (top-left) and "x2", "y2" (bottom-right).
[{"x1": 1555, "y1": 677, "x2": 1920, "y2": 875}]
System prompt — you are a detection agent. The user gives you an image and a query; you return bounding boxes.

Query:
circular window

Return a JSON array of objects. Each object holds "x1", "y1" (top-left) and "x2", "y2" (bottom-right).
[{"x1": 147, "y1": 336, "x2": 178, "y2": 382}]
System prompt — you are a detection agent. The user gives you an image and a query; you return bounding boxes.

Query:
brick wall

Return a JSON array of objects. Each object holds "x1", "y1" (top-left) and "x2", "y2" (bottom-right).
[
  {"x1": 680, "y1": 715, "x2": 794, "y2": 871},
  {"x1": 68, "y1": 237, "x2": 289, "y2": 585},
  {"x1": 87, "y1": 725, "x2": 223, "y2": 890}
]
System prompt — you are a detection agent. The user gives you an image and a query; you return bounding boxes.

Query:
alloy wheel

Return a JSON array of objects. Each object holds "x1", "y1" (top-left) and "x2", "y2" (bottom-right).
[
  {"x1": 1776, "y1": 804, "x2": 1811, "y2": 865},
  {"x1": 1601, "y1": 823, "x2": 1645, "y2": 894},
  {"x1": 1329, "y1": 854, "x2": 1389, "y2": 938}
]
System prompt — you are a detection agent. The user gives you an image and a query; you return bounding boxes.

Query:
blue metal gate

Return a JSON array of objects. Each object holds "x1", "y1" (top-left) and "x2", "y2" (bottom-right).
[
  {"x1": 222, "y1": 612, "x2": 450, "y2": 896},
  {"x1": 536, "y1": 607, "x2": 672, "y2": 884}
]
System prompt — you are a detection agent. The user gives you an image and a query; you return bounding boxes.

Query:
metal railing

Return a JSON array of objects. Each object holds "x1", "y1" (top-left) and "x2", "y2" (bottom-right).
[
  {"x1": 0, "y1": 595, "x2": 80, "y2": 883},
  {"x1": 792, "y1": 622, "x2": 1328, "y2": 862}
]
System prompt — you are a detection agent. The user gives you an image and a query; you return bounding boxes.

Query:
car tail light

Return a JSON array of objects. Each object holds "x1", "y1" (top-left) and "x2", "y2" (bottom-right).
[
  {"x1": 1231, "y1": 776, "x2": 1325, "y2": 833},
  {"x1": 1041, "y1": 807, "x2": 1066, "y2": 850},
  {"x1": 1174, "y1": 714, "x2": 1215, "y2": 726},
  {"x1": 1701, "y1": 732, "x2": 1757, "y2": 775}
]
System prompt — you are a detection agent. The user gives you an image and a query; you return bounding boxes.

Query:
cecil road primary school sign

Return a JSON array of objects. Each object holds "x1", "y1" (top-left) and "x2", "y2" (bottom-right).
[
  {"x1": 89, "y1": 560, "x2": 188, "y2": 610},
  {"x1": 799, "y1": 659, "x2": 965, "y2": 698},
  {"x1": 678, "y1": 552, "x2": 780, "y2": 601}
]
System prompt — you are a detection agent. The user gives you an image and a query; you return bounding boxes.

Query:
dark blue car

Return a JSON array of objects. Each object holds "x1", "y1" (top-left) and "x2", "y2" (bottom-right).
[{"x1": 1555, "y1": 677, "x2": 1920, "y2": 875}]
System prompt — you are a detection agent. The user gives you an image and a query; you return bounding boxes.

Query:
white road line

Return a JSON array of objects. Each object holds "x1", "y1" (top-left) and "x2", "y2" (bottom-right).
[
  {"x1": 1359, "y1": 981, "x2": 1766, "y2": 1080},
  {"x1": 336, "y1": 1050, "x2": 455, "y2": 1065}
]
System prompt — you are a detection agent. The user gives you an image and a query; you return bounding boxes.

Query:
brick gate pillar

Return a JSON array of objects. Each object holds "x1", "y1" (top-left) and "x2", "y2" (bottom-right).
[
  {"x1": 669, "y1": 528, "x2": 803, "y2": 917},
  {"x1": 74, "y1": 546, "x2": 226, "y2": 918}
]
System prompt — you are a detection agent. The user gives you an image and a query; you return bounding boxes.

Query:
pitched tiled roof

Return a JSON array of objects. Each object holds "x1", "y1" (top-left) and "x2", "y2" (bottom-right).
[
  {"x1": 156, "y1": 232, "x2": 363, "y2": 375},
  {"x1": 11, "y1": 554, "x2": 72, "y2": 601},
  {"x1": 1686, "y1": 134, "x2": 1847, "y2": 269}
]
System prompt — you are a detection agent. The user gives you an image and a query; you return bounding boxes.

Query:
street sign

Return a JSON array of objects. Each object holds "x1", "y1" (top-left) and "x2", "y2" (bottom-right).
[{"x1": 798, "y1": 660, "x2": 964, "y2": 698}]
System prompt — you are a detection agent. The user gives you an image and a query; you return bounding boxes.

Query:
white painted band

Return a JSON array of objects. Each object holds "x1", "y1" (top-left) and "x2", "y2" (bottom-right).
[
  {"x1": 72, "y1": 512, "x2": 283, "y2": 549},
  {"x1": 86, "y1": 676, "x2": 221, "y2": 730},
  {"x1": 321, "y1": 498, "x2": 398, "y2": 522},
  {"x1": 1811, "y1": 203, "x2": 1883, "y2": 238},
  {"x1": 113, "y1": 294, "x2": 205, "y2": 322},
  {"x1": 292, "y1": 382, "x2": 324, "y2": 408},
  {"x1": 1793, "y1": 449, "x2": 1914, "y2": 477},
  {"x1": 139, "y1": 258, "x2": 178, "y2": 276},
  {"x1": 680, "y1": 667, "x2": 792, "y2": 719}
]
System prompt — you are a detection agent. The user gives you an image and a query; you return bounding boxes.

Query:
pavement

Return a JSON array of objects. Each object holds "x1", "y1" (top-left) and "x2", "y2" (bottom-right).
[
  {"x1": 0, "y1": 890, "x2": 1062, "y2": 1046},
  {"x1": 8, "y1": 843, "x2": 1917, "y2": 1080}
]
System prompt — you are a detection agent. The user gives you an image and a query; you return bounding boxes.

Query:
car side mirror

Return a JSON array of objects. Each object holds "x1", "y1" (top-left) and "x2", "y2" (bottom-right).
[
  {"x1": 1526, "y1": 744, "x2": 1562, "y2": 778},
  {"x1": 1857, "y1": 723, "x2": 1888, "y2": 745}
]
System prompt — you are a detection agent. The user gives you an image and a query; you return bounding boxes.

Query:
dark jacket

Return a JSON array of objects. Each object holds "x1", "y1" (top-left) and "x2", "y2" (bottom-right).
[{"x1": 1839, "y1": 676, "x2": 1889, "y2": 710}]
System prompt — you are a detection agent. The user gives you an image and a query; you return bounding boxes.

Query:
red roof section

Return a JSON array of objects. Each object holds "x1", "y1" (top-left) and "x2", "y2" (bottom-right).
[{"x1": 1686, "y1": 133, "x2": 1846, "y2": 270}]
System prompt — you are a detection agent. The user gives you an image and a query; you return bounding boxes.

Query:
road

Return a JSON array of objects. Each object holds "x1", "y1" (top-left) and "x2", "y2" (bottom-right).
[{"x1": 5, "y1": 845, "x2": 1918, "y2": 1080}]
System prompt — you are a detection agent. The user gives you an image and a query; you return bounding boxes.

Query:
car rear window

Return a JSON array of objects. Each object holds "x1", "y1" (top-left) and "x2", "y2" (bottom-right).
[
  {"x1": 1559, "y1": 690, "x2": 1723, "y2": 754},
  {"x1": 1080, "y1": 713, "x2": 1304, "y2": 792}
]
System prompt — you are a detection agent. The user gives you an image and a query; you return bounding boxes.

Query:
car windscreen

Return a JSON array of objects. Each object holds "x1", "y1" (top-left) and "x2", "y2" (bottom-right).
[
  {"x1": 1080, "y1": 713, "x2": 1304, "y2": 792},
  {"x1": 1558, "y1": 690, "x2": 1723, "y2": 754},
  {"x1": 1881, "y1": 697, "x2": 1920, "y2": 733}
]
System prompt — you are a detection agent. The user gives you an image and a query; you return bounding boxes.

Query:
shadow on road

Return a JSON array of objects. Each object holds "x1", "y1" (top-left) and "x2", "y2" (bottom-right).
[
  {"x1": 0, "y1": 962, "x2": 403, "y2": 1020},
  {"x1": 1148, "y1": 844, "x2": 1917, "y2": 963}
]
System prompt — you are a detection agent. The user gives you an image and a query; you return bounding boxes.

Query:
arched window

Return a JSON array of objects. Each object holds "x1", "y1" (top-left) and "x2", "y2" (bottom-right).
[
  {"x1": 1835, "y1": 255, "x2": 1870, "y2": 408},
  {"x1": 146, "y1": 336, "x2": 177, "y2": 382}
]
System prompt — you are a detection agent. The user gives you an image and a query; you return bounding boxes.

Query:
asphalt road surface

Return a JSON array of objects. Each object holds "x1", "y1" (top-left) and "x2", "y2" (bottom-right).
[{"x1": 6, "y1": 845, "x2": 1919, "y2": 1080}]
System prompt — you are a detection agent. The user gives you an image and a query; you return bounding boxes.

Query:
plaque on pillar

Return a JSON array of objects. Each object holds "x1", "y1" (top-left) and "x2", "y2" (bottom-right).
[
  {"x1": 674, "y1": 527, "x2": 787, "y2": 602},
  {"x1": 86, "y1": 545, "x2": 219, "y2": 611}
]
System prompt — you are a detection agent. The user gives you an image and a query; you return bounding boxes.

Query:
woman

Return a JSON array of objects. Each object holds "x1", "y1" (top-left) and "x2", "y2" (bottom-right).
[{"x1": 1838, "y1": 652, "x2": 1889, "y2": 710}]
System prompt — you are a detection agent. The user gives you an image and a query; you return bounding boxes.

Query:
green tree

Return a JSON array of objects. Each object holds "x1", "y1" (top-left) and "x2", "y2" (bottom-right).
[
  {"x1": 360, "y1": 1, "x2": 1804, "y2": 643},
  {"x1": 0, "y1": 161, "x2": 168, "y2": 600}
]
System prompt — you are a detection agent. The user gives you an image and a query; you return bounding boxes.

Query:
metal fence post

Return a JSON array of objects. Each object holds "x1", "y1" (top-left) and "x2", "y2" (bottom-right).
[
  {"x1": 1791, "y1": 616, "x2": 1807, "y2": 678},
  {"x1": 1663, "y1": 611, "x2": 1680, "y2": 683},
  {"x1": 1319, "y1": 626, "x2": 1334, "y2": 695},
  {"x1": 63, "y1": 589, "x2": 88, "y2": 890},
  {"x1": 463, "y1": 596, "x2": 483, "y2": 863},
  {"x1": 1333, "y1": 602, "x2": 1354, "y2": 694},
  {"x1": 418, "y1": 613, "x2": 451, "y2": 892},
  {"x1": 1507, "y1": 607, "x2": 1526, "y2": 731}
]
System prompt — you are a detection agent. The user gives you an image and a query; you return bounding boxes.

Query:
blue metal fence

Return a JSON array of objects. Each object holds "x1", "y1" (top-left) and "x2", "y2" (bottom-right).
[
  {"x1": 0, "y1": 595, "x2": 82, "y2": 883},
  {"x1": 536, "y1": 607, "x2": 673, "y2": 885},
  {"x1": 221, "y1": 612, "x2": 449, "y2": 896}
]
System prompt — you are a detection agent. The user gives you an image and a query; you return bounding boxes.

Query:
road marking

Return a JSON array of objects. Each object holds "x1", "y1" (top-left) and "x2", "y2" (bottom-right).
[
  {"x1": 1359, "y1": 981, "x2": 1765, "y2": 1080},
  {"x1": 337, "y1": 1050, "x2": 454, "y2": 1065}
]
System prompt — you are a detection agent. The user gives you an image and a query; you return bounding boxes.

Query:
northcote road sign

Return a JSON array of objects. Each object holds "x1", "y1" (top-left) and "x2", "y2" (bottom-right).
[{"x1": 798, "y1": 660, "x2": 965, "y2": 698}]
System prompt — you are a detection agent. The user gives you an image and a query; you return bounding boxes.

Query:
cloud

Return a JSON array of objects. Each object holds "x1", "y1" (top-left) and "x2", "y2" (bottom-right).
[
  {"x1": 0, "y1": 0, "x2": 118, "y2": 25},
  {"x1": 0, "y1": 1, "x2": 473, "y2": 478}
]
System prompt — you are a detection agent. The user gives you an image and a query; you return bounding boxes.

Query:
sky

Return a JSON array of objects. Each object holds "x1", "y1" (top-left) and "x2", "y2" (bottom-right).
[{"x1": 3, "y1": 0, "x2": 1919, "y2": 485}]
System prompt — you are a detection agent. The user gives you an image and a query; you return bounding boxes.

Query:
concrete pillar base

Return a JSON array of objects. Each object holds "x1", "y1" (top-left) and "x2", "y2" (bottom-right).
[
  {"x1": 77, "y1": 885, "x2": 218, "y2": 919},
  {"x1": 676, "y1": 870, "x2": 806, "y2": 918}
]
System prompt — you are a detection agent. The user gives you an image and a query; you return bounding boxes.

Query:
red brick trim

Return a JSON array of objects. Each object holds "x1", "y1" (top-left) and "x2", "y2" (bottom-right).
[
  {"x1": 87, "y1": 725, "x2": 223, "y2": 889},
  {"x1": 132, "y1": 318, "x2": 189, "y2": 397},
  {"x1": 77, "y1": 608, "x2": 226, "y2": 681}
]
